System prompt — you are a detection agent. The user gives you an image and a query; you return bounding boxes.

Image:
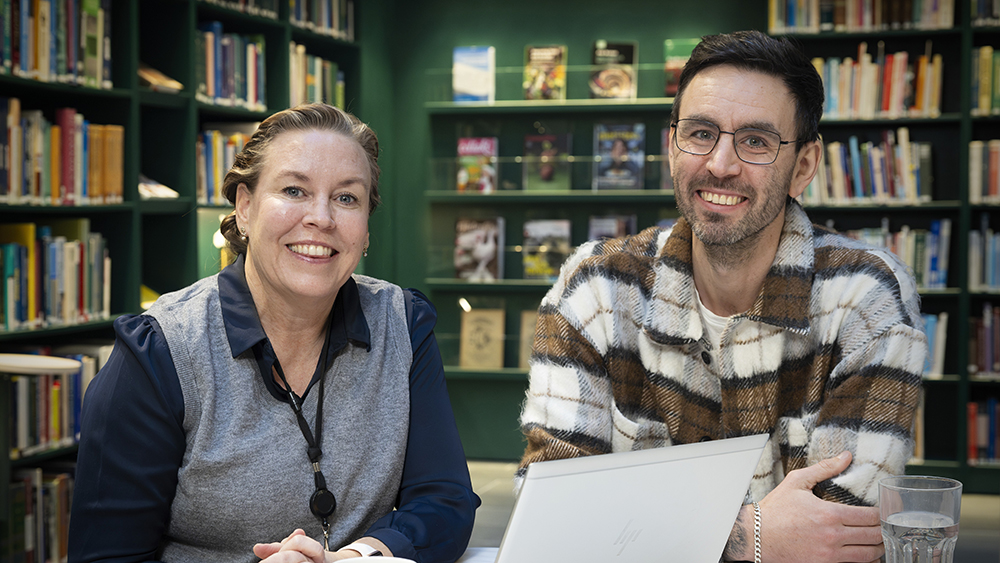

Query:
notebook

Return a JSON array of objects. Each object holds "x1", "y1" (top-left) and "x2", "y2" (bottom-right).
[{"x1": 493, "y1": 433, "x2": 770, "y2": 563}]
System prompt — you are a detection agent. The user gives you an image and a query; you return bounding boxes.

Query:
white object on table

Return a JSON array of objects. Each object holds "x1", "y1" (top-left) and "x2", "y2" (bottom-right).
[{"x1": 455, "y1": 547, "x2": 499, "y2": 563}]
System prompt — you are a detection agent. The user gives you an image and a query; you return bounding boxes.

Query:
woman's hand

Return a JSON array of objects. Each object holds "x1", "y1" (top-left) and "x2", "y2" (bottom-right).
[{"x1": 253, "y1": 529, "x2": 357, "y2": 563}]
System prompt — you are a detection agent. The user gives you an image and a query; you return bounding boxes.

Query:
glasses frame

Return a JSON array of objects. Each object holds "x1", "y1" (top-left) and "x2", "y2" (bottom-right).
[{"x1": 670, "y1": 118, "x2": 798, "y2": 165}]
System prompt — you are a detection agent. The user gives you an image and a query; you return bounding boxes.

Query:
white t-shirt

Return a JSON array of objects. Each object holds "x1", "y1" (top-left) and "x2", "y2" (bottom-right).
[{"x1": 695, "y1": 287, "x2": 731, "y2": 352}]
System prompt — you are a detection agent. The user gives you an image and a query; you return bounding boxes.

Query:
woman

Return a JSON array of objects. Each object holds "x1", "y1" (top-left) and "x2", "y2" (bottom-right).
[{"x1": 68, "y1": 104, "x2": 480, "y2": 563}]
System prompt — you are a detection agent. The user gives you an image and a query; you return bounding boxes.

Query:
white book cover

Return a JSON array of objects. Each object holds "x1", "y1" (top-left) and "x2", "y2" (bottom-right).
[{"x1": 453, "y1": 46, "x2": 495, "y2": 103}]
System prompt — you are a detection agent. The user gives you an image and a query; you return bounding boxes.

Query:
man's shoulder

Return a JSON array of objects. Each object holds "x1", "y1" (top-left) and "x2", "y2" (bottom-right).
[{"x1": 568, "y1": 225, "x2": 670, "y2": 277}]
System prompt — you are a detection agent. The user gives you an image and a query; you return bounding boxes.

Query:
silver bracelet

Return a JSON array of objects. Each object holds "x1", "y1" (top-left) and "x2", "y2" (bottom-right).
[{"x1": 752, "y1": 501, "x2": 761, "y2": 563}]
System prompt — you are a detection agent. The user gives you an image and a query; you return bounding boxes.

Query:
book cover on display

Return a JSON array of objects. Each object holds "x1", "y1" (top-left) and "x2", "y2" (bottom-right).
[
  {"x1": 523, "y1": 45, "x2": 567, "y2": 100},
  {"x1": 593, "y1": 123, "x2": 645, "y2": 190},
  {"x1": 589, "y1": 40, "x2": 637, "y2": 99},
  {"x1": 664, "y1": 38, "x2": 699, "y2": 96},
  {"x1": 459, "y1": 308, "x2": 505, "y2": 369},
  {"x1": 519, "y1": 310, "x2": 539, "y2": 369},
  {"x1": 661, "y1": 126, "x2": 674, "y2": 192},
  {"x1": 454, "y1": 217, "x2": 505, "y2": 282},
  {"x1": 523, "y1": 133, "x2": 572, "y2": 191},
  {"x1": 452, "y1": 45, "x2": 495, "y2": 102},
  {"x1": 588, "y1": 214, "x2": 637, "y2": 240},
  {"x1": 522, "y1": 219, "x2": 571, "y2": 281},
  {"x1": 457, "y1": 137, "x2": 498, "y2": 193}
]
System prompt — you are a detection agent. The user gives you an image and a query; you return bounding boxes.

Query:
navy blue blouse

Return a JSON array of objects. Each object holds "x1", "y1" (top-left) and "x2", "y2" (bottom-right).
[{"x1": 68, "y1": 257, "x2": 480, "y2": 563}]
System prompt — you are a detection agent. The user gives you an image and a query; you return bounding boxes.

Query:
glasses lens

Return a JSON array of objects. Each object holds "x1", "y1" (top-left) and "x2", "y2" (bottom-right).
[
  {"x1": 675, "y1": 120, "x2": 719, "y2": 155},
  {"x1": 734, "y1": 128, "x2": 781, "y2": 164}
]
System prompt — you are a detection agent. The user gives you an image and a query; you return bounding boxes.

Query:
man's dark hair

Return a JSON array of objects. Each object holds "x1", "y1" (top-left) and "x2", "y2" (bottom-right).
[{"x1": 669, "y1": 30, "x2": 824, "y2": 150}]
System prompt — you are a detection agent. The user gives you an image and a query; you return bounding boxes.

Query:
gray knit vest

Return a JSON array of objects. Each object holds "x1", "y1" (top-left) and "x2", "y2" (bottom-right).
[{"x1": 144, "y1": 273, "x2": 411, "y2": 563}]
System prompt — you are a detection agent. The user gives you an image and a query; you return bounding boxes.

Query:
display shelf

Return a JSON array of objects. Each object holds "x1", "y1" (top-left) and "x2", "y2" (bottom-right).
[
  {"x1": 427, "y1": 278, "x2": 554, "y2": 292},
  {"x1": 140, "y1": 198, "x2": 198, "y2": 215},
  {"x1": 0, "y1": 318, "x2": 119, "y2": 343},
  {"x1": 427, "y1": 98, "x2": 674, "y2": 114},
  {"x1": 426, "y1": 190, "x2": 674, "y2": 204},
  {"x1": 444, "y1": 367, "x2": 529, "y2": 382}
]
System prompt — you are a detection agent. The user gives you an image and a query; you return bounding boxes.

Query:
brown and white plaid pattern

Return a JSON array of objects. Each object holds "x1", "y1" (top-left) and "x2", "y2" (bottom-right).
[{"x1": 518, "y1": 201, "x2": 926, "y2": 506}]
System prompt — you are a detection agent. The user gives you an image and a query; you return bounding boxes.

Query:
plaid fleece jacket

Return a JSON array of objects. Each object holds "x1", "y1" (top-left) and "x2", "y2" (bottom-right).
[{"x1": 518, "y1": 201, "x2": 926, "y2": 506}]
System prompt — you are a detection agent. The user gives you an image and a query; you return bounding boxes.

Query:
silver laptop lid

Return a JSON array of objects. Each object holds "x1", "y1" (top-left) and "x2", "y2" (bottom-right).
[{"x1": 496, "y1": 433, "x2": 769, "y2": 563}]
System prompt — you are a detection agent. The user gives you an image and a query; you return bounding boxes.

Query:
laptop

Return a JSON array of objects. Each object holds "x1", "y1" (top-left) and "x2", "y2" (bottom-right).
[{"x1": 493, "y1": 433, "x2": 769, "y2": 563}]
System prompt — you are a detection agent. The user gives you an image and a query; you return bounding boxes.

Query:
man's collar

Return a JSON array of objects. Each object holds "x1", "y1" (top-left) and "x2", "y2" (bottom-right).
[
  {"x1": 644, "y1": 199, "x2": 814, "y2": 343},
  {"x1": 219, "y1": 254, "x2": 372, "y2": 359}
]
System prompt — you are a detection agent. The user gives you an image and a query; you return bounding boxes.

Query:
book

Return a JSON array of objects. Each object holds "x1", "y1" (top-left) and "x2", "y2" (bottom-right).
[
  {"x1": 588, "y1": 215, "x2": 637, "y2": 240},
  {"x1": 522, "y1": 133, "x2": 571, "y2": 191},
  {"x1": 523, "y1": 44, "x2": 566, "y2": 100},
  {"x1": 589, "y1": 40, "x2": 636, "y2": 100},
  {"x1": 137, "y1": 62, "x2": 183, "y2": 93},
  {"x1": 660, "y1": 126, "x2": 673, "y2": 192},
  {"x1": 592, "y1": 123, "x2": 645, "y2": 190},
  {"x1": 459, "y1": 308, "x2": 505, "y2": 369},
  {"x1": 519, "y1": 310, "x2": 539, "y2": 370},
  {"x1": 454, "y1": 217, "x2": 504, "y2": 282},
  {"x1": 522, "y1": 219, "x2": 571, "y2": 281},
  {"x1": 456, "y1": 137, "x2": 498, "y2": 193},
  {"x1": 452, "y1": 45, "x2": 495, "y2": 103},
  {"x1": 663, "y1": 38, "x2": 699, "y2": 97}
]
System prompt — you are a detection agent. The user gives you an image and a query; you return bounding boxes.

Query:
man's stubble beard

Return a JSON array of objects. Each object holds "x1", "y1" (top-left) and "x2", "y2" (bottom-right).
[{"x1": 673, "y1": 164, "x2": 794, "y2": 268}]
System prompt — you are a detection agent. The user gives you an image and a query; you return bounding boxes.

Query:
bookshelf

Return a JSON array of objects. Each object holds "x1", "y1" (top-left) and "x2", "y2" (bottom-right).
[
  {"x1": 0, "y1": 0, "x2": 377, "y2": 550},
  {"x1": 394, "y1": 0, "x2": 1000, "y2": 494}
]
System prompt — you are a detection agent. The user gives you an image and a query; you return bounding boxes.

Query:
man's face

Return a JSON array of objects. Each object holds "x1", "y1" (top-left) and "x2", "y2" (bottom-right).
[{"x1": 669, "y1": 65, "x2": 808, "y2": 247}]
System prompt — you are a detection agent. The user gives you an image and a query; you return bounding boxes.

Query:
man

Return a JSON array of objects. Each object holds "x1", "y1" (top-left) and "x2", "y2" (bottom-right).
[{"x1": 518, "y1": 30, "x2": 925, "y2": 563}]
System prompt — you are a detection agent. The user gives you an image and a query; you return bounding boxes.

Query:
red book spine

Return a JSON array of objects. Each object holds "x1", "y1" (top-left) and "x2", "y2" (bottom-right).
[{"x1": 55, "y1": 108, "x2": 76, "y2": 206}]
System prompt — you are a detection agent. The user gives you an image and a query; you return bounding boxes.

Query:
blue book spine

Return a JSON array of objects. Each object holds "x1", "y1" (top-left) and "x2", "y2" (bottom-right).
[
  {"x1": 848, "y1": 136, "x2": 864, "y2": 199},
  {"x1": 81, "y1": 118, "x2": 89, "y2": 201},
  {"x1": 922, "y1": 313, "x2": 936, "y2": 374},
  {"x1": 928, "y1": 220, "x2": 941, "y2": 288},
  {"x1": 18, "y1": 0, "x2": 27, "y2": 75},
  {"x1": 203, "y1": 131, "x2": 214, "y2": 205}
]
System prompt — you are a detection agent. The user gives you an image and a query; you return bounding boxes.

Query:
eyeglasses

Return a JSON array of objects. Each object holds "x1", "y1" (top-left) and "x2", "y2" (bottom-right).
[{"x1": 671, "y1": 119, "x2": 795, "y2": 165}]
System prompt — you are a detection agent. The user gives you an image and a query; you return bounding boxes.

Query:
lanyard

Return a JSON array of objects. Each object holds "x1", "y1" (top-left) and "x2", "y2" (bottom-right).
[{"x1": 273, "y1": 340, "x2": 338, "y2": 550}]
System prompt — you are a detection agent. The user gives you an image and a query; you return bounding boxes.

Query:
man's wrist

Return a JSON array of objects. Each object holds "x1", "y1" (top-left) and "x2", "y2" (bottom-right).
[{"x1": 722, "y1": 504, "x2": 755, "y2": 561}]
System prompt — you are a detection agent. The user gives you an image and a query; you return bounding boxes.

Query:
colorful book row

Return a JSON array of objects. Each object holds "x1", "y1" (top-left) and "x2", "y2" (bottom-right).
[
  {"x1": 289, "y1": 42, "x2": 345, "y2": 109},
  {"x1": 841, "y1": 218, "x2": 951, "y2": 289},
  {"x1": 289, "y1": 0, "x2": 354, "y2": 41},
  {"x1": 0, "y1": 220, "x2": 110, "y2": 331},
  {"x1": 971, "y1": 46, "x2": 1000, "y2": 117},
  {"x1": 0, "y1": 0, "x2": 112, "y2": 89},
  {"x1": 967, "y1": 398, "x2": 999, "y2": 466},
  {"x1": 813, "y1": 41, "x2": 943, "y2": 121},
  {"x1": 195, "y1": 123, "x2": 255, "y2": 206},
  {"x1": 200, "y1": 0, "x2": 278, "y2": 19},
  {"x1": 968, "y1": 140, "x2": 1000, "y2": 204},
  {"x1": 195, "y1": 21, "x2": 267, "y2": 112},
  {"x1": 455, "y1": 125, "x2": 673, "y2": 193},
  {"x1": 972, "y1": 0, "x2": 1000, "y2": 26},
  {"x1": 969, "y1": 303, "x2": 1000, "y2": 377},
  {"x1": 802, "y1": 127, "x2": 932, "y2": 205},
  {"x1": 6, "y1": 468, "x2": 73, "y2": 563},
  {"x1": 968, "y1": 213, "x2": 1000, "y2": 291},
  {"x1": 1, "y1": 99, "x2": 124, "y2": 206},
  {"x1": 451, "y1": 38, "x2": 700, "y2": 103},
  {"x1": 768, "y1": 0, "x2": 955, "y2": 33}
]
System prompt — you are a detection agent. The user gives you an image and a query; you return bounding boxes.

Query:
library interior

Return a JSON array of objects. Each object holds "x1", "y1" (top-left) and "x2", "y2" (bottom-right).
[{"x1": 0, "y1": 0, "x2": 998, "y2": 561}]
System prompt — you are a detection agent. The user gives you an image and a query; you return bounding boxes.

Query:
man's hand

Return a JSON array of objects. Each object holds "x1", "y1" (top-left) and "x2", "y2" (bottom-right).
[{"x1": 726, "y1": 451, "x2": 884, "y2": 563}]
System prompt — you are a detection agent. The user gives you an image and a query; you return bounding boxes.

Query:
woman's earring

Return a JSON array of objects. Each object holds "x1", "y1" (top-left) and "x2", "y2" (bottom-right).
[
  {"x1": 240, "y1": 227, "x2": 248, "y2": 242},
  {"x1": 363, "y1": 243, "x2": 369, "y2": 258}
]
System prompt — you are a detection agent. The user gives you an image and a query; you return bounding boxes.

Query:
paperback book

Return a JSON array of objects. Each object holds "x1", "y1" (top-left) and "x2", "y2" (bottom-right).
[
  {"x1": 457, "y1": 137, "x2": 498, "y2": 193},
  {"x1": 519, "y1": 310, "x2": 539, "y2": 369},
  {"x1": 589, "y1": 40, "x2": 637, "y2": 99},
  {"x1": 523, "y1": 133, "x2": 571, "y2": 191},
  {"x1": 459, "y1": 308, "x2": 505, "y2": 369},
  {"x1": 454, "y1": 217, "x2": 505, "y2": 282},
  {"x1": 452, "y1": 45, "x2": 495, "y2": 103},
  {"x1": 523, "y1": 45, "x2": 567, "y2": 100},
  {"x1": 522, "y1": 219, "x2": 571, "y2": 281},
  {"x1": 593, "y1": 123, "x2": 645, "y2": 190}
]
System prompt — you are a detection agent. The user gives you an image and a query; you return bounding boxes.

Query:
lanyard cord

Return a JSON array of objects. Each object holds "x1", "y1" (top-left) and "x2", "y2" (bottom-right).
[{"x1": 272, "y1": 331, "x2": 337, "y2": 547}]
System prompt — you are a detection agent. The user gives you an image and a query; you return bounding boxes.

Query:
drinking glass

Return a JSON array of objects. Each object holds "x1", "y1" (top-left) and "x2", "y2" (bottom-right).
[{"x1": 879, "y1": 475, "x2": 962, "y2": 563}]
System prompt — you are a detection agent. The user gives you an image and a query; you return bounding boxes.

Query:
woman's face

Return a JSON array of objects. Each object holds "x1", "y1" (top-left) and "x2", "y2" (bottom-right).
[{"x1": 236, "y1": 128, "x2": 371, "y2": 308}]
